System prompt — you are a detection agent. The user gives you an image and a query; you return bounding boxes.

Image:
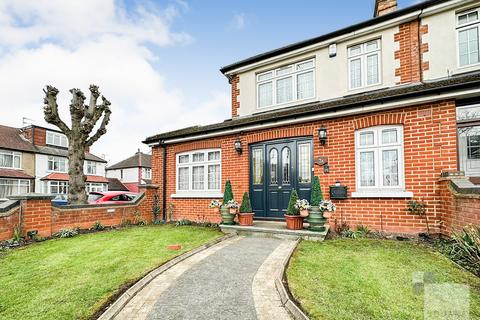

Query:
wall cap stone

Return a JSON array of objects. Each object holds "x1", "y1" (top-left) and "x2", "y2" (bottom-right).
[
  {"x1": 54, "y1": 192, "x2": 145, "y2": 210},
  {"x1": 138, "y1": 184, "x2": 159, "y2": 189},
  {"x1": 0, "y1": 200, "x2": 20, "y2": 215},
  {"x1": 8, "y1": 193, "x2": 55, "y2": 200}
]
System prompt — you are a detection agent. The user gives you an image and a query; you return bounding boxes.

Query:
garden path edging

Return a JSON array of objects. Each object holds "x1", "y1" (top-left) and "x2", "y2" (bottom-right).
[{"x1": 97, "y1": 233, "x2": 235, "y2": 320}]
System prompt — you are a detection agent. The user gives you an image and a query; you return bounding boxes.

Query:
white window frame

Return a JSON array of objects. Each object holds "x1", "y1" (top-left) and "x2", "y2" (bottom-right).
[
  {"x1": 256, "y1": 58, "x2": 316, "y2": 109},
  {"x1": 353, "y1": 125, "x2": 413, "y2": 198},
  {"x1": 173, "y1": 149, "x2": 222, "y2": 198},
  {"x1": 86, "y1": 161, "x2": 97, "y2": 175},
  {"x1": 48, "y1": 156, "x2": 67, "y2": 173},
  {"x1": 348, "y1": 39, "x2": 382, "y2": 90},
  {"x1": 144, "y1": 168, "x2": 152, "y2": 180},
  {"x1": 46, "y1": 131, "x2": 68, "y2": 148},
  {"x1": 456, "y1": 8, "x2": 480, "y2": 69},
  {"x1": 0, "y1": 149, "x2": 21, "y2": 169},
  {"x1": 48, "y1": 180, "x2": 68, "y2": 195},
  {"x1": 86, "y1": 182, "x2": 107, "y2": 193},
  {"x1": 0, "y1": 179, "x2": 30, "y2": 199}
]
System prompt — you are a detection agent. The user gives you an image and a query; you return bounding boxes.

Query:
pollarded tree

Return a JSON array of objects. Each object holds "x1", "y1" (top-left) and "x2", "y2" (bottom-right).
[{"x1": 43, "y1": 85, "x2": 112, "y2": 204}]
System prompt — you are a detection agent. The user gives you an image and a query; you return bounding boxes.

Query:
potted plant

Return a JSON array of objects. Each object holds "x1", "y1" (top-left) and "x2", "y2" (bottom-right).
[
  {"x1": 295, "y1": 199, "x2": 311, "y2": 217},
  {"x1": 320, "y1": 199, "x2": 336, "y2": 219},
  {"x1": 307, "y1": 176, "x2": 327, "y2": 232},
  {"x1": 220, "y1": 180, "x2": 236, "y2": 225},
  {"x1": 285, "y1": 190, "x2": 304, "y2": 230},
  {"x1": 226, "y1": 199, "x2": 239, "y2": 214},
  {"x1": 238, "y1": 192, "x2": 254, "y2": 226},
  {"x1": 208, "y1": 199, "x2": 222, "y2": 214}
]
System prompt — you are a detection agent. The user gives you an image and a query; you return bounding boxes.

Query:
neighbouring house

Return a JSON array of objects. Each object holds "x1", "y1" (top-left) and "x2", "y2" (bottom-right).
[
  {"x1": 106, "y1": 151, "x2": 152, "y2": 192},
  {"x1": 107, "y1": 178, "x2": 129, "y2": 192},
  {"x1": 0, "y1": 123, "x2": 108, "y2": 200},
  {"x1": 144, "y1": 0, "x2": 480, "y2": 235}
]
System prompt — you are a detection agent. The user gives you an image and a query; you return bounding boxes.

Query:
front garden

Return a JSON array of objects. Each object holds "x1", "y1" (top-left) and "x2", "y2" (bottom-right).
[{"x1": 0, "y1": 225, "x2": 222, "y2": 320}]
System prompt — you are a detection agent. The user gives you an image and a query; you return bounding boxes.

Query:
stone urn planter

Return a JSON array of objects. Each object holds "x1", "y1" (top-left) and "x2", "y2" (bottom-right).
[
  {"x1": 238, "y1": 213, "x2": 254, "y2": 226},
  {"x1": 307, "y1": 206, "x2": 327, "y2": 232},
  {"x1": 220, "y1": 206, "x2": 236, "y2": 225},
  {"x1": 285, "y1": 215, "x2": 304, "y2": 230}
]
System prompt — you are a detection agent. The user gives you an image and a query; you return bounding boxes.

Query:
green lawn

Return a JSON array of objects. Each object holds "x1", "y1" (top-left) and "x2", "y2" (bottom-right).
[
  {"x1": 0, "y1": 225, "x2": 222, "y2": 320},
  {"x1": 287, "y1": 239, "x2": 480, "y2": 320}
]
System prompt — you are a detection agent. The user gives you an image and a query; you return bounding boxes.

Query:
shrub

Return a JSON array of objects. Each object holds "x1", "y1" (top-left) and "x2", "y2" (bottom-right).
[
  {"x1": 406, "y1": 200, "x2": 429, "y2": 234},
  {"x1": 286, "y1": 190, "x2": 300, "y2": 215},
  {"x1": 91, "y1": 221, "x2": 105, "y2": 231},
  {"x1": 310, "y1": 176, "x2": 323, "y2": 206},
  {"x1": 56, "y1": 228, "x2": 79, "y2": 238},
  {"x1": 356, "y1": 225, "x2": 371, "y2": 237},
  {"x1": 175, "y1": 219, "x2": 193, "y2": 226},
  {"x1": 239, "y1": 192, "x2": 252, "y2": 213},
  {"x1": 450, "y1": 225, "x2": 480, "y2": 276},
  {"x1": 223, "y1": 180, "x2": 234, "y2": 204}
]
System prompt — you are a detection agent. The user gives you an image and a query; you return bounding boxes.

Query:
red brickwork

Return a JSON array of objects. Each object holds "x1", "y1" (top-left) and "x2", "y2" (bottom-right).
[
  {"x1": 152, "y1": 100, "x2": 461, "y2": 234},
  {"x1": 375, "y1": 0, "x2": 397, "y2": 17},
  {"x1": 0, "y1": 207, "x2": 20, "y2": 240},
  {"x1": 231, "y1": 75, "x2": 240, "y2": 118}
]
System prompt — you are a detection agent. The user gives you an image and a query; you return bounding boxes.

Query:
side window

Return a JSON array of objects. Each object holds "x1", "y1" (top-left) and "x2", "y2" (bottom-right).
[
  {"x1": 348, "y1": 39, "x2": 381, "y2": 90},
  {"x1": 457, "y1": 8, "x2": 480, "y2": 67}
]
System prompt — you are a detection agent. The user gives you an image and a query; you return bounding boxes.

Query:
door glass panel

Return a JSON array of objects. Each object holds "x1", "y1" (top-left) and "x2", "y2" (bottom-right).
[
  {"x1": 382, "y1": 150, "x2": 399, "y2": 186},
  {"x1": 269, "y1": 149, "x2": 278, "y2": 185},
  {"x1": 282, "y1": 148, "x2": 291, "y2": 184},
  {"x1": 298, "y1": 143, "x2": 311, "y2": 183},
  {"x1": 457, "y1": 105, "x2": 480, "y2": 121},
  {"x1": 458, "y1": 125, "x2": 480, "y2": 176},
  {"x1": 252, "y1": 149, "x2": 264, "y2": 185}
]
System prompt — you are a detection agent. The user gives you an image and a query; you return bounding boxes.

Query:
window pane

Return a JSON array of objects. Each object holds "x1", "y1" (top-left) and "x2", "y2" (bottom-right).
[
  {"x1": 179, "y1": 155, "x2": 189, "y2": 163},
  {"x1": 276, "y1": 66, "x2": 293, "y2": 76},
  {"x1": 296, "y1": 60, "x2": 314, "y2": 70},
  {"x1": 382, "y1": 129, "x2": 398, "y2": 144},
  {"x1": 258, "y1": 82, "x2": 273, "y2": 107},
  {"x1": 208, "y1": 164, "x2": 221, "y2": 190},
  {"x1": 298, "y1": 144, "x2": 311, "y2": 183},
  {"x1": 458, "y1": 14, "x2": 468, "y2": 25},
  {"x1": 269, "y1": 149, "x2": 278, "y2": 185},
  {"x1": 0, "y1": 153, "x2": 13, "y2": 167},
  {"x1": 178, "y1": 167, "x2": 189, "y2": 190},
  {"x1": 349, "y1": 45, "x2": 362, "y2": 56},
  {"x1": 467, "y1": 134, "x2": 480, "y2": 159},
  {"x1": 360, "y1": 132, "x2": 374, "y2": 146},
  {"x1": 382, "y1": 150, "x2": 399, "y2": 186},
  {"x1": 297, "y1": 71, "x2": 314, "y2": 100},
  {"x1": 459, "y1": 27, "x2": 479, "y2": 67},
  {"x1": 360, "y1": 151, "x2": 375, "y2": 187},
  {"x1": 282, "y1": 148, "x2": 290, "y2": 184},
  {"x1": 252, "y1": 149, "x2": 263, "y2": 185},
  {"x1": 457, "y1": 105, "x2": 480, "y2": 121},
  {"x1": 14, "y1": 154, "x2": 20, "y2": 168},
  {"x1": 366, "y1": 54, "x2": 379, "y2": 85},
  {"x1": 366, "y1": 40, "x2": 378, "y2": 52},
  {"x1": 208, "y1": 151, "x2": 220, "y2": 161},
  {"x1": 276, "y1": 77, "x2": 293, "y2": 104},
  {"x1": 350, "y1": 58, "x2": 362, "y2": 89},
  {"x1": 192, "y1": 166, "x2": 204, "y2": 190},
  {"x1": 258, "y1": 72, "x2": 272, "y2": 81},
  {"x1": 192, "y1": 153, "x2": 204, "y2": 162}
]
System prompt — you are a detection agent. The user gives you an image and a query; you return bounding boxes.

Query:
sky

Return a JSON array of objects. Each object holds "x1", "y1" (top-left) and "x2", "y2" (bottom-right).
[{"x1": 0, "y1": 0, "x2": 422, "y2": 164}]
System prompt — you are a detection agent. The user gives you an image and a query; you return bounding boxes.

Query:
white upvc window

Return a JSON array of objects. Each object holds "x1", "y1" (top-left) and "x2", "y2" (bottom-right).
[
  {"x1": 0, "y1": 150, "x2": 21, "y2": 169},
  {"x1": 175, "y1": 149, "x2": 221, "y2": 197},
  {"x1": 86, "y1": 161, "x2": 97, "y2": 175},
  {"x1": 144, "y1": 168, "x2": 152, "y2": 179},
  {"x1": 86, "y1": 183, "x2": 107, "y2": 193},
  {"x1": 48, "y1": 156, "x2": 67, "y2": 172},
  {"x1": 457, "y1": 8, "x2": 480, "y2": 68},
  {"x1": 256, "y1": 58, "x2": 315, "y2": 109},
  {"x1": 0, "y1": 179, "x2": 30, "y2": 199},
  {"x1": 46, "y1": 131, "x2": 68, "y2": 148},
  {"x1": 48, "y1": 180, "x2": 68, "y2": 195},
  {"x1": 348, "y1": 39, "x2": 381, "y2": 90},
  {"x1": 354, "y1": 125, "x2": 410, "y2": 197}
]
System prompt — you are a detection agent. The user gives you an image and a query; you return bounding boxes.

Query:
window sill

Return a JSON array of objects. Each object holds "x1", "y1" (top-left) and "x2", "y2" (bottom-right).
[
  {"x1": 171, "y1": 192, "x2": 223, "y2": 199},
  {"x1": 351, "y1": 191, "x2": 414, "y2": 198}
]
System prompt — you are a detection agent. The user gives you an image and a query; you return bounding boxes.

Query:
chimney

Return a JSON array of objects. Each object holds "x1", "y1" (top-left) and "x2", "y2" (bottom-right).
[{"x1": 374, "y1": 0, "x2": 397, "y2": 17}]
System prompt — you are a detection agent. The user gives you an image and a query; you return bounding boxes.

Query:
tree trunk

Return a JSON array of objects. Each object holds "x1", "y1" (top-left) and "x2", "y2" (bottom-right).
[{"x1": 68, "y1": 137, "x2": 87, "y2": 204}]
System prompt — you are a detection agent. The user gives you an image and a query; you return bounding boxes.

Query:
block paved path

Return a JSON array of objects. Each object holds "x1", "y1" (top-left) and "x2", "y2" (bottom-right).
[{"x1": 113, "y1": 236, "x2": 295, "y2": 320}]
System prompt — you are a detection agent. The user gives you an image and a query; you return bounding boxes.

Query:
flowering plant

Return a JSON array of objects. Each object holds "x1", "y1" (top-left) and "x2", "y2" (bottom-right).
[
  {"x1": 319, "y1": 200, "x2": 336, "y2": 212},
  {"x1": 294, "y1": 199, "x2": 311, "y2": 211},
  {"x1": 208, "y1": 199, "x2": 222, "y2": 208},
  {"x1": 226, "y1": 199, "x2": 239, "y2": 209}
]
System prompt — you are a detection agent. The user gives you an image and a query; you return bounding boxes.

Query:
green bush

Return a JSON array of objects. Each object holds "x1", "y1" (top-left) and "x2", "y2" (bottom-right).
[
  {"x1": 450, "y1": 225, "x2": 480, "y2": 276},
  {"x1": 287, "y1": 190, "x2": 300, "y2": 215},
  {"x1": 91, "y1": 221, "x2": 105, "y2": 231},
  {"x1": 223, "y1": 180, "x2": 234, "y2": 204},
  {"x1": 239, "y1": 192, "x2": 252, "y2": 213},
  {"x1": 310, "y1": 176, "x2": 323, "y2": 206}
]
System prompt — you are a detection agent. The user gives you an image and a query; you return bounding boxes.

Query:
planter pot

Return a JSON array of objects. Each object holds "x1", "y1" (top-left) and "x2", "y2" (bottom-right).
[
  {"x1": 307, "y1": 206, "x2": 327, "y2": 232},
  {"x1": 220, "y1": 206, "x2": 236, "y2": 225},
  {"x1": 284, "y1": 215, "x2": 304, "y2": 230},
  {"x1": 300, "y1": 209, "x2": 309, "y2": 218},
  {"x1": 238, "y1": 212, "x2": 254, "y2": 226},
  {"x1": 229, "y1": 208, "x2": 237, "y2": 215}
]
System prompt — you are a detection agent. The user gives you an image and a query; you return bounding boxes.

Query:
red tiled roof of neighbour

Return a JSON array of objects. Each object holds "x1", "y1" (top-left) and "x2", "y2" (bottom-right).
[
  {"x1": 41, "y1": 173, "x2": 109, "y2": 183},
  {"x1": 0, "y1": 125, "x2": 35, "y2": 153},
  {"x1": 0, "y1": 168, "x2": 34, "y2": 179}
]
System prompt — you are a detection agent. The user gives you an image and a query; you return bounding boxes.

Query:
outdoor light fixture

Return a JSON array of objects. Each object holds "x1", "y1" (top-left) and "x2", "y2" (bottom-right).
[
  {"x1": 318, "y1": 127, "x2": 327, "y2": 145},
  {"x1": 323, "y1": 163, "x2": 330, "y2": 174},
  {"x1": 234, "y1": 138, "x2": 243, "y2": 154}
]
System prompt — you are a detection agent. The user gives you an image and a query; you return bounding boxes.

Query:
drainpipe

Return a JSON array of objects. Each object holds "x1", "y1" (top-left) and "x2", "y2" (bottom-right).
[{"x1": 161, "y1": 142, "x2": 167, "y2": 221}]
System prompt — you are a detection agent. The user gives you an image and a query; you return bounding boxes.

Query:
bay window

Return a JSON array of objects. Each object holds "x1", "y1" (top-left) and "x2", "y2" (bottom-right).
[
  {"x1": 354, "y1": 125, "x2": 411, "y2": 197},
  {"x1": 48, "y1": 181, "x2": 68, "y2": 195},
  {"x1": 348, "y1": 39, "x2": 381, "y2": 90},
  {"x1": 457, "y1": 8, "x2": 480, "y2": 67},
  {"x1": 48, "y1": 156, "x2": 67, "y2": 172},
  {"x1": 256, "y1": 59, "x2": 315, "y2": 109},
  {"x1": 0, "y1": 179, "x2": 30, "y2": 199},
  {"x1": 175, "y1": 149, "x2": 222, "y2": 197},
  {"x1": 0, "y1": 150, "x2": 21, "y2": 169}
]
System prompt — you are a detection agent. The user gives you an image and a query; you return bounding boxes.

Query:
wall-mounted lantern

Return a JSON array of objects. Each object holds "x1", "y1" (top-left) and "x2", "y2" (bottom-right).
[
  {"x1": 234, "y1": 138, "x2": 243, "y2": 154},
  {"x1": 318, "y1": 127, "x2": 327, "y2": 145}
]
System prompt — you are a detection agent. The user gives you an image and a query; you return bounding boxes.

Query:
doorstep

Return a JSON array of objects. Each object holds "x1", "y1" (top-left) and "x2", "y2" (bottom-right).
[{"x1": 220, "y1": 220, "x2": 329, "y2": 241}]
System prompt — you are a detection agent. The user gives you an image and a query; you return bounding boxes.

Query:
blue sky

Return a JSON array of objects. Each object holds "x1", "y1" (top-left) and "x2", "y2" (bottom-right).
[{"x1": 0, "y1": 0, "x2": 421, "y2": 163}]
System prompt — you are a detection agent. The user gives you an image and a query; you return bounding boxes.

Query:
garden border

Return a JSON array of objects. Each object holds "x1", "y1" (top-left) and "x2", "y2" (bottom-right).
[
  {"x1": 274, "y1": 239, "x2": 311, "y2": 320},
  {"x1": 97, "y1": 233, "x2": 235, "y2": 320}
]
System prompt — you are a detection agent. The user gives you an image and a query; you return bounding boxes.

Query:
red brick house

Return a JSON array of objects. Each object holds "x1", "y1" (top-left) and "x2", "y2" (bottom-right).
[{"x1": 144, "y1": 0, "x2": 480, "y2": 235}]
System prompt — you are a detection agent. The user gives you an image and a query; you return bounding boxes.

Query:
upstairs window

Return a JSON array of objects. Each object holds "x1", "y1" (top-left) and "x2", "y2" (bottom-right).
[
  {"x1": 0, "y1": 150, "x2": 21, "y2": 169},
  {"x1": 48, "y1": 156, "x2": 67, "y2": 172},
  {"x1": 144, "y1": 168, "x2": 152, "y2": 179},
  {"x1": 176, "y1": 150, "x2": 221, "y2": 194},
  {"x1": 46, "y1": 131, "x2": 68, "y2": 148},
  {"x1": 348, "y1": 39, "x2": 381, "y2": 90},
  {"x1": 457, "y1": 8, "x2": 480, "y2": 67},
  {"x1": 257, "y1": 59, "x2": 315, "y2": 109},
  {"x1": 86, "y1": 161, "x2": 97, "y2": 175}
]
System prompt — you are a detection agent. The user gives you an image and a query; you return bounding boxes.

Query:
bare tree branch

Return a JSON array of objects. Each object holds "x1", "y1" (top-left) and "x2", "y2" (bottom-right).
[
  {"x1": 86, "y1": 85, "x2": 100, "y2": 117},
  {"x1": 43, "y1": 85, "x2": 71, "y2": 134},
  {"x1": 86, "y1": 96, "x2": 111, "y2": 147}
]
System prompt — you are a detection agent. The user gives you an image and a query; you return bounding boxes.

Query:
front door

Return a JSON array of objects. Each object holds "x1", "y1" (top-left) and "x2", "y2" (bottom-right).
[{"x1": 250, "y1": 138, "x2": 313, "y2": 219}]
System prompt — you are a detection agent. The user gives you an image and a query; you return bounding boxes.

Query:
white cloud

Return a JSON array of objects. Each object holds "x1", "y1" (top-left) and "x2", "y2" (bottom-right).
[
  {"x1": 0, "y1": 0, "x2": 228, "y2": 164},
  {"x1": 230, "y1": 12, "x2": 247, "y2": 31}
]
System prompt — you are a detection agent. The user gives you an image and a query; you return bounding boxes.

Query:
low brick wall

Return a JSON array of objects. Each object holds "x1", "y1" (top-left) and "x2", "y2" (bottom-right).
[{"x1": 0, "y1": 206, "x2": 20, "y2": 240}]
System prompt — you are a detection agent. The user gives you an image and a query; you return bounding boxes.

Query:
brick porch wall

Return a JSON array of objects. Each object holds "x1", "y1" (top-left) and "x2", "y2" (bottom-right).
[
  {"x1": 152, "y1": 100, "x2": 459, "y2": 234},
  {"x1": 0, "y1": 207, "x2": 20, "y2": 240}
]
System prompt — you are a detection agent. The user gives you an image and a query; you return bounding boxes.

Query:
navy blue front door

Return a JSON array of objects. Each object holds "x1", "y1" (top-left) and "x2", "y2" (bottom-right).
[{"x1": 250, "y1": 138, "x2": 313, "y2": 219}]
